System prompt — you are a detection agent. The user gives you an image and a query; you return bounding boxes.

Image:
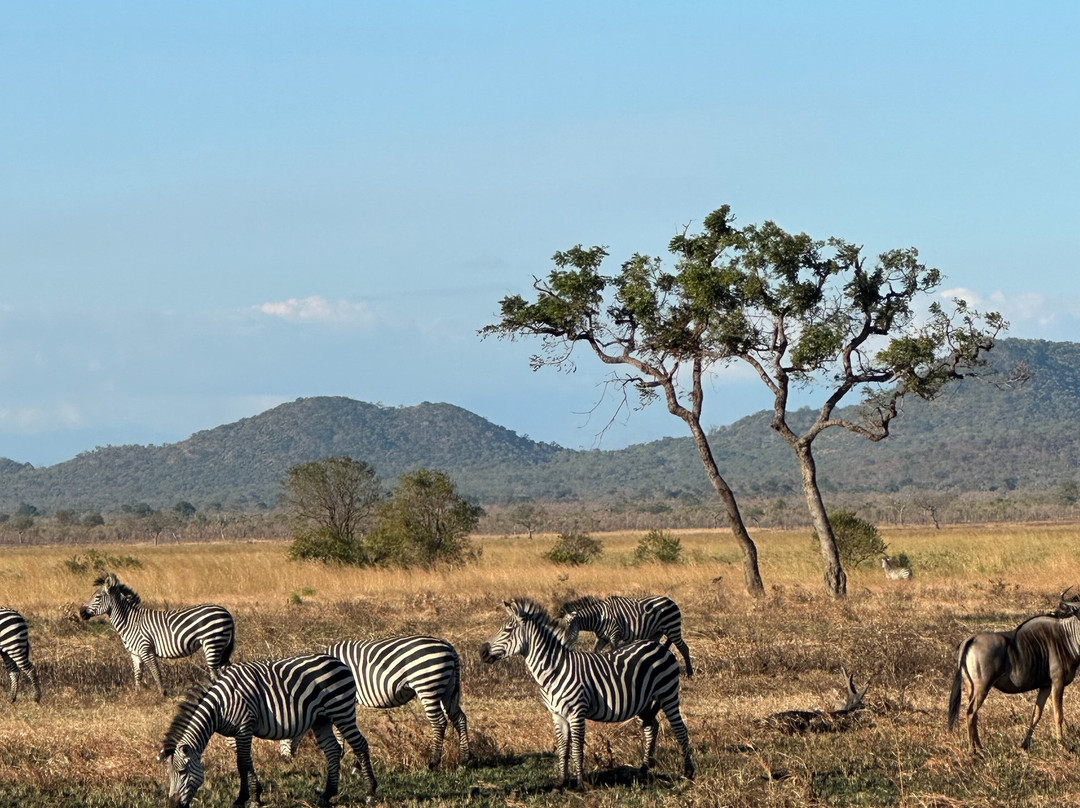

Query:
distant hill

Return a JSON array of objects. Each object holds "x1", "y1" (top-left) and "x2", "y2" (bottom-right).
[{"x1": 0, "y1": 338, "x2": 1077, "y2": 511}]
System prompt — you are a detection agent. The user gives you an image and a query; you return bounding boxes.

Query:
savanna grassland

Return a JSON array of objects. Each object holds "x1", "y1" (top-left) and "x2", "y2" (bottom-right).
[{"x1": 4, "y1": 524, "x2": 1080, "y2": 807}]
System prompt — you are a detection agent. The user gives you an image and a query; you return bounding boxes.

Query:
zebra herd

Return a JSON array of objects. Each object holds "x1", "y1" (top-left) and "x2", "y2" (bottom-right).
[{"x1": 2, "y1": 575, "x2": 694, "y2": 806}]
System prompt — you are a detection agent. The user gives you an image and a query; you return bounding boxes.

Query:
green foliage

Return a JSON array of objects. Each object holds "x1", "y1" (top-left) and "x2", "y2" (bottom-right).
[
  {"x1": 172, "y1": 500, "x2": 197, "y2": 518},
  {"x1": 367, "y1": 468, "x2": 484, "y2": 569},
  {"x1": 813, "y1": 511, "x2": 886, "y2": 568},
  {"x1": 82, "y1": 512, "x2": 105, "y2": 527},
  {"x1": 283, "y1": 456, "x2": 383, "y2": 565},
  {"x1": 544, "y1": 530, "x2": 603, "y2": 565},
  {"x1": 1053, "y1": 480, "x2": 1079, "y2": 506},
  {"x1": 63, "y1": 549, "x2": 143, "y2": 576},
  {"x1": 632, "y1": 529, "x2": 683, "y2": 564},
  {"x1": 287, "y1": 526, "x2": 369, "y2": 565}
]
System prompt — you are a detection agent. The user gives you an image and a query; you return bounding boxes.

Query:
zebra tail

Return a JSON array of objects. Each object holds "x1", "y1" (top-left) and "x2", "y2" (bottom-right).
[
  {"x1": 947, "y1": 637, "x2": 973, "y2": 731},
  {"x1": 221, "y1": 630, "x2": 236, "y2": 667}
]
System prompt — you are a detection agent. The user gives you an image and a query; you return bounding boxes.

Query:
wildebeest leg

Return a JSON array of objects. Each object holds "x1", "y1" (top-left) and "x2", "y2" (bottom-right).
[
  {"x1": 1021, "y1": 687, "x2": 1050, "y2": 750},
  {"x1": 1051, "y1": 678, "x2": 1067, "y2": 745},
  {"x1": 967, "y1": 680, "x2": 992, "y2": 756}
]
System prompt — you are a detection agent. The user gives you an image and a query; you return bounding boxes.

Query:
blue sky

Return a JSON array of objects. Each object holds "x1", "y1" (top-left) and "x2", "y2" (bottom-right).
[{"x1": 2, "y1": 2, "x2": 1078, "y2": 466}]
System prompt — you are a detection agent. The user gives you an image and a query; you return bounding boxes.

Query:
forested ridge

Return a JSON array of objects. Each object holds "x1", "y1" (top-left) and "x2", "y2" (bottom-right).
[{"x1": 0, "y1": 339, "x2": 1077, "y2": 512}]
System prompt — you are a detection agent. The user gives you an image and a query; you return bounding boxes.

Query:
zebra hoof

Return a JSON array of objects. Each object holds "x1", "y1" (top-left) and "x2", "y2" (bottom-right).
[{"x1": 684, "y1": 762, "x2": 696, "y2": 781}]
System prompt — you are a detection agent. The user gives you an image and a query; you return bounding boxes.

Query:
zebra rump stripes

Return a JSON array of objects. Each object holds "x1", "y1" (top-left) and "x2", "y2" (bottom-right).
[
  {"x1": 481, "y1": 598, "x2": 694, "y2": 787},
  {"x1": 283, "y1": 634, "x2": 470, "y2": 768},
  {"x1": 160, "y1": 654, "x2": 376, "y2": 808},
  {"x1": 0, "y1": 608, "x2": 41, "y2": 703},
  {"x1": 881, "y1": 557, "x2": 913, "y2": 580},
  {"x1": 559, "y1": 594, "x2": 693, "y2": 677},
  {"x1": 79, "y1": 573, "x2": 235, "y2": 694}
]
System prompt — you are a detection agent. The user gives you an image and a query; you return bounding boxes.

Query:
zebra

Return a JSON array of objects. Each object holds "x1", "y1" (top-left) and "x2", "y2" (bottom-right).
[
  {"x1": 558, "y1": 594, "x2": 693, "y2": 677},
  {"x1": 480, "y1": 598, "x2": 694, "y2": 787},
  {"x1": 0, "y1": 608, "x2": 41, "y2": 703},
  {"x1": 78, "y1": 573, "x2": 235, "y2": 694},
  {"x1": 881, "y1": 557, "x2": 913, "y2": 580},
  {"x1": 281, "y1": 635, "x2": 470, "y2": 768},
  {"x1": 159, "y1": 654, "x2": 377, "y2": 808}
]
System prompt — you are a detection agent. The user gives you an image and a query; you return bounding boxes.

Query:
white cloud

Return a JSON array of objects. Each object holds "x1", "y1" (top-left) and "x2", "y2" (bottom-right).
[
  {"x1": 0, "y1": 403, "x2": 84, "y2": 434},
  {"x1": 256, "y1": 296, "x2": 374, "y2": 326},
  {"x1": 941, "y1": 287, "x2": 1080, "y2": 339}
]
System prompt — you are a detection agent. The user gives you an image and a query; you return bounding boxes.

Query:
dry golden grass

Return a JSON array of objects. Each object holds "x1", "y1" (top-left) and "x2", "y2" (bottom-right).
[{"x1": 3, "y1": 523, "x2": 1080, "y2": 806}]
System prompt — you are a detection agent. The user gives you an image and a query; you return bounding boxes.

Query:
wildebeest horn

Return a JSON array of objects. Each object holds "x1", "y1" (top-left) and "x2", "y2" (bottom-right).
[{"x1": 1061, "y1": 586, "x2": 1076, "y2": 603}]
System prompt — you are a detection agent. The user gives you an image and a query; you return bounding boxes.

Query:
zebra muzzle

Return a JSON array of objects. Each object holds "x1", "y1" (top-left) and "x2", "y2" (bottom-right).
[{"x1": 479, "y1": 643, "x2": 499, "y2": 664}]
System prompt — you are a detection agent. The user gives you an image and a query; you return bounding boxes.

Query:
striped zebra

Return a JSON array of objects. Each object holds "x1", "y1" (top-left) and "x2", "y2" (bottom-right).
[
  {"x1": 881, "y1": 557, "x2": 913, "y2": 580},
  {"x1": 281, "y1": 635, "x2": 470, "y2": 768},
  {"x1": 78, "y1": 573, "x2": 235, "y2": 694},
  {"x1": 481, "y1": 598, "x2": 694, "y2": 787},
  {"x1": 0, "y1": 608, "x2": 41, "y2": 703},
  {"x1": 159, "y1": 654, "x2": 377, "y2": 808},
  {"x1": 558, "y1": 594, "x2": 693, "y2": 677}
]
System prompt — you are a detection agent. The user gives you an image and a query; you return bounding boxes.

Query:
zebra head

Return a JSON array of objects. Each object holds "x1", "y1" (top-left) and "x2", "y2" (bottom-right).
[
  {"x1": 555, "y1": 612, "x2": 582, "y2": 647},
  {"x1": 160, "y1": 743, "x2": 205, "y2": 808},
  {"x1": 481, "y1": 599, "x2": 551, "y2": 662},
  {"x1": 79, "y1": 573, "x2": 133, "y2": 620}
]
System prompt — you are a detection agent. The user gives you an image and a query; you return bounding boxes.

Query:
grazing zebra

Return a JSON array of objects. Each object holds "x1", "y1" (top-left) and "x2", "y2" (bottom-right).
[
  {"x1": 78, "y1": 573, "x2": 235, "y2": 694},
  {"x1": 281, "y1": 635, "x2": 470, "y2": 768},
  {"x1": 159, "y1": 654, "x2": 377, "y2": 808},
  {"x1": 0, "y1": 608, "x2": 41, "y2": 703},
  {"x1": 481, "y1": 598, "x2": 694, "y2": 787},
  {"x1": 881, "y1": 557, "x2": 913, "y2": 580},
  {"x1": 558, "y1": 594, "x2": 693, "y2": 677}
]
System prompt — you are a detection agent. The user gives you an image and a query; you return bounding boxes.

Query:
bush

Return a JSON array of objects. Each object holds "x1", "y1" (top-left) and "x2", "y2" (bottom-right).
[
  {"x1": 287, "y1": 527, "x2": 368, "y2": 565},
  {"x1": 813, "y1": 510, "x2": 886, "y2": 568},
  {"x1": 632, "y1": 529, "x2": 683, "y2": 564},
  {"x1": 544, "y1": 531, "x2": 603, "y2": 565},
  {"x1": 63, "y1": 549, "x2": 143, "y2": 576}
]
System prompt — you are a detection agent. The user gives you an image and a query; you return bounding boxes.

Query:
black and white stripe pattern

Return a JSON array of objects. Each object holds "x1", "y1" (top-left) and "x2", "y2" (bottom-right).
[
  {"x1": 559, "y1": 594, "x2": 693, "y2": 677},
  {"x1": 282, "y1": 635, "x2": 470, "y2": 768},
  {"x1": 881, "y1": 557, "x2": 913, "y2": 580},
  {"x1": 79, "y1": 573, "x2": 234, "y2": 694},
  {"x1": 0, "y1": 608, "x2": 41, "y2": 703},
  {"x1": 481, "y1": 598, "x2": 694, "y2": 786},
  {"x1": 159, "y1": 654, "x2": 377, "y2": 808}
]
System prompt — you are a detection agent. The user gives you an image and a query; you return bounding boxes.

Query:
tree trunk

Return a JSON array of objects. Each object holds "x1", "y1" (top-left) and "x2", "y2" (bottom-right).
[
  {"x1": 797, "y1": 444, "x2": 847, "y2": 598},
  {"x1": 686, "y1": 421, "x2": 765, "y2": 597}
]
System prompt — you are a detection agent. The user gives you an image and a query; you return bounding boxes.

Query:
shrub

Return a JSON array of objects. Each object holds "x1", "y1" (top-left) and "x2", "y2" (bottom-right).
[
  {"x1": 813, "y1": 510, "x2": 886, "y2": 568},
  {"x1": 63, "y1": 549, "x2": 143, "y2": 576},
  {"x1": 632, "y1": 529, "x2": 683, "y2": 564},
  {"x1": 287, "y1": 527, "x2": 368, "y2": 566},
  {"x1": 544, "y1": 531, "x2": 603, "y2": 565}
]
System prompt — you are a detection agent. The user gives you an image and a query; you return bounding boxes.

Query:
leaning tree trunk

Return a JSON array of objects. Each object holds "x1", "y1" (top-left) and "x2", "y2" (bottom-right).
[
  {"x1": 686, "y1": 419, "x2": 765, "y2": 597},
  {"x1": 796, "y1": 443, "x2": 847, "y2": 598}
]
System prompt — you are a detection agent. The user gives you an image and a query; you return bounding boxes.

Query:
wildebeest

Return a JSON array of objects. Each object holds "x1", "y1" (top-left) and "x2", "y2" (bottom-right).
[
  {"x1": 760, "y1": 667, "x2": 869, "y2": 734},
  {"x1": 948, "y1": 589, "x2": 1080, "y2": 755}
]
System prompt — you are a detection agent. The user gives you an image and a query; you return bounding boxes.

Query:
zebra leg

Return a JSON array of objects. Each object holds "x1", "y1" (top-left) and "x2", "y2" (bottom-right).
[
  {"x1": 449, "y1": 702, "x2": 471, "y2": 766},
  {"x1": 550, "y1": 713, "x2": 571, "y2": 787},
  {"x1": 1022, "y1": 686, "x2": 1050, "y2": 750},
  {"x1": 232, "y1": 734, "x2": 261, "y2": 807},
  {"x1": 20, "y1": 660, "x2": 41, "y2": 703},
  {"x1": 145, "y1": 654, "x2": 167, "y2": 697},
  {"x1": 568, "y1": 713, "x2": 586, "y2": 787},
  {"x1": 130, "y1": 653, "x2": 144, "y2": 689},
  {"x1": 279, "y1": 734, "x2": 306, "y2": 759},
  {"x1": 2, "y1": 652, "x2": 18, "y2": 702},
  {"x1": 336, "y1": 718, "x2": 377, "y2": 797},
  {"x1": 312, "y1": 718, "x2": 343, "y2": 807},
  {"x1": 419, "y1": 693, "x2": 448, "y2": 769},
  {"x1": 661, "y1": 700, "x2": 695, "y2": 780},
  {"x1": 636, "y1": 704, "x2": 660, "y2": 774}
]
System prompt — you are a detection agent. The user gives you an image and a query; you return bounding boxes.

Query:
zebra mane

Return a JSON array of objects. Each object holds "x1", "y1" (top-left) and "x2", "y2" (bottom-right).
[
  {"x1": 507, "y1": 597, "x2": 554, "y2": 624},
  {"x1": 160, "y1": 683, "x2": 211, "y2": 757},
  {"x1": 93, "y1": 574, "x2": 141, "y2": 607},
  {"x1": 558, "y1": 595, "x2": 601, "y2": 617}
]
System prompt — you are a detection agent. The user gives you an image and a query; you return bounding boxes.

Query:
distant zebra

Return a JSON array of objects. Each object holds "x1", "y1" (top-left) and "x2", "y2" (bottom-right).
[
  {"x1": 881, "y1": 557, "x2": 913, "y2": 580},
  {"x1": 0, "y1": 608, "x2": 41, "y2": 703},
  {"x1": 481, "y1": 598, "x2": 694, "y2": 786},
  {"x1": 281, "y1": 635, "x2": 470, "y2": 768},
  {"x1": 78, "y1": 573, "x2": 235, "y2": 694},
  {"x1": 159, "y1": 654, "x2": 377, "y2": 808},
  {"x1": 558, "y1": 594, "x2": 693, "y2": 677}
]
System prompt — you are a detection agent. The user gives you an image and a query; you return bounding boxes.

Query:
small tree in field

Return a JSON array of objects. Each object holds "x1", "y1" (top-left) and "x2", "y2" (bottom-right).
[
  {"x1": 812, "y1": 511, "x2": 885, "y2": 569},
  {"x1": 544, "y1": 530, "x2": 604, "y2": 565},
  {"x1": 368, "y1": 468, "x2": 484, "y2": 569},
  {"x1": 283, "y1": 457, "x2": 383, "y2": 565},
  {"x1": 633, "y1": 529, "x2": 683, "y2": 564}
]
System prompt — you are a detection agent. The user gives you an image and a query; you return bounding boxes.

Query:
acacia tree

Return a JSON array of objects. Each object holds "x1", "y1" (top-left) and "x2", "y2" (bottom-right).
[
  {"x1": 669, "y1": 207, "x2": 1006, "y2": 596},
  {"x1": 482, "y1": 243, "x2": 766, "y2": 596}
]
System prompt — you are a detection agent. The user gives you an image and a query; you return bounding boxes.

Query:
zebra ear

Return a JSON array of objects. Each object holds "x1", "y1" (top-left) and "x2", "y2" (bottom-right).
[
  {"x1": 503, "y1": 601, "x2": 516, "y2": 618},
  {"x1": 157, "y1": 747, "x2": 171, "y2": 763},
  {"x1": 105, "y1": 573, "x2": 119, "y2": 589}
]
